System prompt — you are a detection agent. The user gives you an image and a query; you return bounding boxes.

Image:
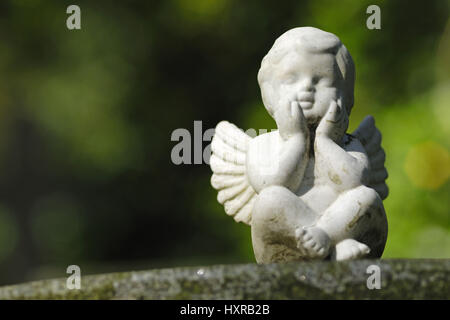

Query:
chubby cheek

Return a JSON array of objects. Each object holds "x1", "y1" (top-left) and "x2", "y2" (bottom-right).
[
  {"x1": 265, "y1": 83, "x2": 296, "y2": 112},
  {"x1": 304, "y1": 90, "x2": 337, "y2": 124},
  {"x1": 261, "y1": 82, "x2": 280, "y2": 112},
  {"x1": 315, "y1": 89, "x2": 337, "y2": 113}
]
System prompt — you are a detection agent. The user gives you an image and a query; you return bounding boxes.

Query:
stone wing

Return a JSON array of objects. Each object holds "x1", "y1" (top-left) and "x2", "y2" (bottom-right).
[
  {"x1": 352, "y1": 115, "x2": 389, "y2": 200},
  {"x1": 210, "y1": 121, "x2": 257, "y2": 225}
]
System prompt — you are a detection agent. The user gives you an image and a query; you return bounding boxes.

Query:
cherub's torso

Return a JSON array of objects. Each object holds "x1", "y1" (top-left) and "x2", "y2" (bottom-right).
[{"x1": 247, "y1": 130, "x2": 370, "y2": 214}]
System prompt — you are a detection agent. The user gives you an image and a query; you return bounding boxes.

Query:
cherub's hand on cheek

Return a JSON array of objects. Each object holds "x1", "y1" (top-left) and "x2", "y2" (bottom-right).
[
  {"x1": 274, "y1": 97, "x2": 309, "y2": 140},
  {"x1": 316, "y1": 100, "x2": 348, "y2": 143}
]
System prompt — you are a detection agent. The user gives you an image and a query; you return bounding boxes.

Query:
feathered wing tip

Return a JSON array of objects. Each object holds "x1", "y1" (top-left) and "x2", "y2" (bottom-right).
[
  {"x1": 352, "y1": 115, "x2": 389, "y2": 200},
  {"x1": 210, "y1": 121, "x2": 256, "y2": 225}
]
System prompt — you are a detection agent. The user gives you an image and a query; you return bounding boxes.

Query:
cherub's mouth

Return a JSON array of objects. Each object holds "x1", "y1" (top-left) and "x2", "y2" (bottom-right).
[
  {"x1": 299, "y1": 101, "x2": 314, "y2": 109},
  {"x1": 297, "y1": 92, "x2": 314, "y2": 109}
]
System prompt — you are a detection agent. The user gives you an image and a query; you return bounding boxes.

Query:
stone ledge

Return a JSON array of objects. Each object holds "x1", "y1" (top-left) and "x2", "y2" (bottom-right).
[{"x1": 0, "y1": 259, "x2": 448, "y2": 299}]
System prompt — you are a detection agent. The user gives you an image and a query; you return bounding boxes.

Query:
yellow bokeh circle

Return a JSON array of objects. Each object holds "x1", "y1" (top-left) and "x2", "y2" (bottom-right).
[{"x1": 404, "y1": 141, "x2": 450, "y2": 190}]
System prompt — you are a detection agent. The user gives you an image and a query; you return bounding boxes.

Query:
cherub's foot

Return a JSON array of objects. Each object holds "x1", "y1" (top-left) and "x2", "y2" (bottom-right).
[
  {"x1": 295, "y1": 226, "x2": 331, "y2": 259},
  {"x1": 332, "y1": 239, "x2": 370, "y2": 261}
]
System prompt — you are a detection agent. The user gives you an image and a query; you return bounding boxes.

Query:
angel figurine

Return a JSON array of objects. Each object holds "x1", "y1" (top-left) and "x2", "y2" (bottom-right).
[{"x1": 210, "y1": 27, "x2": 388, "y2": 262}]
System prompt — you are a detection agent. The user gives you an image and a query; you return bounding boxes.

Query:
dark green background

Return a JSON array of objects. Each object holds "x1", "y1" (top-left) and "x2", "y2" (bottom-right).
[{"x1": 0, "y1": 0, "x2": 448, "y2": 285}]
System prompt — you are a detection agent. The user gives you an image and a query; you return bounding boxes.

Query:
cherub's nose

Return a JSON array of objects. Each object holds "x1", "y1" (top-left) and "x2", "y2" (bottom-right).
[{"x1": 299, "y1": 77, "x2": 315, "y2": 92}]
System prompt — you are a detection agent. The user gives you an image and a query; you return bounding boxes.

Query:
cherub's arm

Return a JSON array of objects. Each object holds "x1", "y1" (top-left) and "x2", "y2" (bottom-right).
[
  {"x1": 315, "y1": 101, "x2": 369, "y2": 190},
  {"x1": 247, "y1": 100, "x2": 309, "y2": 193}
]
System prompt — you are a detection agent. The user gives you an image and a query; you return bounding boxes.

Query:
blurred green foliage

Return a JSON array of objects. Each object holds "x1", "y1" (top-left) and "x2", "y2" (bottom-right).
[{"x1": 0, "y1": 0, "x2": 448, "y2": 285}]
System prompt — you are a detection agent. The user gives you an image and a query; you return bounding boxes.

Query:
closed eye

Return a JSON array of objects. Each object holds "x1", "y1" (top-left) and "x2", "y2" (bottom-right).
[
  {"x1": 317, "y1": 77, "x2": 334, "y2": 87},
  {"x1": 283, "y1": 73, "x2": 297, "y2": 84}
]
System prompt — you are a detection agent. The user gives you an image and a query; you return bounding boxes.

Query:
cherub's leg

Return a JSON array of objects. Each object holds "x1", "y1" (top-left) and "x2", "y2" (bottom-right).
[
  {"x1": 313, "y1": 185, "x2": 388, "y2": 260},
  {"x1": 251, "y1": 185, "x2": 318, "y2": 263}
]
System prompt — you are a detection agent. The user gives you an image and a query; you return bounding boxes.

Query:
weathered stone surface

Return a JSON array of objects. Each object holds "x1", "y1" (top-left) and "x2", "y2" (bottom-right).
[{"x1": 0, "y1": 259, "x2": 448, "y2": 299}]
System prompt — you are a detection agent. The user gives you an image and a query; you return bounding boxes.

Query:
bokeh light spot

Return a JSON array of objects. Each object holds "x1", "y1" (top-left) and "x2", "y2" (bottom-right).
[{"x1": 404, "y1": 141, "x2": 450, "y2": 190}]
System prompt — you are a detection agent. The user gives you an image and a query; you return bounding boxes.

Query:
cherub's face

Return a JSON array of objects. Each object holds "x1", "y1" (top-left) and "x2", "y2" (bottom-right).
[{"x1": 266, "y1": 49, "x2": 344, "y2": 126}]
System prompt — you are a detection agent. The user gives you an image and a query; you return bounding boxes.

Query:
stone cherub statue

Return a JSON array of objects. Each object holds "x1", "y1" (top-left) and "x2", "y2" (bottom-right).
[{"x1": 210, "y1": 27, "x2": 388, "y2": 262}]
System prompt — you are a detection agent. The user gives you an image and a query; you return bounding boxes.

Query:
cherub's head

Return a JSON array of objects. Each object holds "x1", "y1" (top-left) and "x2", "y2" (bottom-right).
[{"x1": 258, "y1": 27, "x2": 355, "y2": 126}]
